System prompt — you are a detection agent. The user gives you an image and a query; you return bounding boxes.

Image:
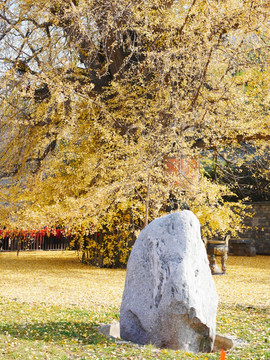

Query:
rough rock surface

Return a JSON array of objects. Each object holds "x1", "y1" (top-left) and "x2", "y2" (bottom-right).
[{"x1": 120, "y1": 210, "x2": 218, "y2": 353}]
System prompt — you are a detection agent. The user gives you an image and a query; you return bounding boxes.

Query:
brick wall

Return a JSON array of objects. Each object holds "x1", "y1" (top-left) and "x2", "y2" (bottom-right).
[{"x1": 239, "y1": 202, "x2": 270, "y2": 255}]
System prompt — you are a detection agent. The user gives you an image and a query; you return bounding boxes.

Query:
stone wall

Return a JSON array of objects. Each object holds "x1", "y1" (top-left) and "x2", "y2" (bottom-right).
[{"x1": 238, "y1": 202, "x2": 270, "y2": 255}]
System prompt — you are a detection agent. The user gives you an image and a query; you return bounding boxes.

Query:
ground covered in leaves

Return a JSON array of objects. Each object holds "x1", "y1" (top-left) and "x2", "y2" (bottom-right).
[{"x1": 0, "y1": 251, "x2": 269, "y2": 359}]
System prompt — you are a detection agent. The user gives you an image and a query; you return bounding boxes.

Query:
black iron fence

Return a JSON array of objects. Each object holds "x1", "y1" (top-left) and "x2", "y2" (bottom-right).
[{"x1": 0, "y1": 232, "x2": 72, "y2": 252}]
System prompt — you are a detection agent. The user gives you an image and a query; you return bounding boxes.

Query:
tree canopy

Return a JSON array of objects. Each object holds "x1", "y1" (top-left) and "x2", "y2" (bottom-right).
[{"x1": 0, "y1": 0, "x2": 270, "y2": 265}]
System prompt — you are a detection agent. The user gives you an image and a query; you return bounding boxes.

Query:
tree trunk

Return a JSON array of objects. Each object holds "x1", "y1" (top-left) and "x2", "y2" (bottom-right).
[{"x1": 144, "y1": 172, "x2": 151, "y2": 228}]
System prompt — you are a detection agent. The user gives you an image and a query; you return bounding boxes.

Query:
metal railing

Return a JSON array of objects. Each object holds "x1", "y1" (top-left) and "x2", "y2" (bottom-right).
[{"x1": 0, "y1": 234, "x2": 71, "y2": 252}]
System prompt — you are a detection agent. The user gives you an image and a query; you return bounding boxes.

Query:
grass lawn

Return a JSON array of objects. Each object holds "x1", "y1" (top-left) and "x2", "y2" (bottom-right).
[{"x1": 0, "y1": 251, "x2": 269, "y2": 359}]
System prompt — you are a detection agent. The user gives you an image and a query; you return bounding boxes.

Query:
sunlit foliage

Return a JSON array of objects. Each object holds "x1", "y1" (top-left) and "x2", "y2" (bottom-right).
[{"x1": 0, "y1": 1, "x2": 270, "y2": 265}]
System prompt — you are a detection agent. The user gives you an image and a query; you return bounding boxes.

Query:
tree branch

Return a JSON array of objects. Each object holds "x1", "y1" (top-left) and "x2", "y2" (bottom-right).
[{"x1": 193, "y1": 133, "x2": 270, "y2": 150}]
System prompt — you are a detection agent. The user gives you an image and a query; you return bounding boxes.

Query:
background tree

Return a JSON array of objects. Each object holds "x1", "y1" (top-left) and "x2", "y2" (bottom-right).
[{"x1": 0, "y1": 0, "x2": 270, "y2": 266}]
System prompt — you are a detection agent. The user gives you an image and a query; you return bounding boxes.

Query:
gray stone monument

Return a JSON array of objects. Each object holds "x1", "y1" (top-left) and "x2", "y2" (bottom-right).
[{"x1": 120, "y1": 210, "x2": 218, "y2": 353}]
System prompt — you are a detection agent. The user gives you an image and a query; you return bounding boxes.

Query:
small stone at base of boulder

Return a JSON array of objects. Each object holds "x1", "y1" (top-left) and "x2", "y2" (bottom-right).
[
  {"x1": 98, "y1": 322, "x2": 120, "y2": 338},
  {"x1": 213, "y1": 334, "x2": 234, "y2": 352}
]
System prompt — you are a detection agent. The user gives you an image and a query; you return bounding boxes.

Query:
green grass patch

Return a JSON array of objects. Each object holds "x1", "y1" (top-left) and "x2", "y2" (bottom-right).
[
  {"x1": 1, "y1": 298, "x2": 269, "y2": 359},
  {"x1": 0, "y1": 252, "x2": 269, "y2": 359}
]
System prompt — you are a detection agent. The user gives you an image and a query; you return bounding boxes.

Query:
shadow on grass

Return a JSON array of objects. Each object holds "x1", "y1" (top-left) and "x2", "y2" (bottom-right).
[{"x1": 0, "y1": 321, "x2": 109, "y2": 345}]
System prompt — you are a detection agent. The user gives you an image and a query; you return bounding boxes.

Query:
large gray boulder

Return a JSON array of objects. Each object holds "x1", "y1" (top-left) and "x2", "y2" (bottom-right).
[{"x1": 120, "y1": 210, "x2": 218, "y2": 353}]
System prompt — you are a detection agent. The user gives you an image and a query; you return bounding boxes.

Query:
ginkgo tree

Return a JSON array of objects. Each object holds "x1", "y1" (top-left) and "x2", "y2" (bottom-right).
[{"x1": 0, "y1": 0, "x2": 269, "y2": 266}]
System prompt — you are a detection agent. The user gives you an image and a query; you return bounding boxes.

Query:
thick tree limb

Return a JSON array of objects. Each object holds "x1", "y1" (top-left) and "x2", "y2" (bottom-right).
[{"x1": 193, "y1": 133, "x2": 270, "y2": 150}]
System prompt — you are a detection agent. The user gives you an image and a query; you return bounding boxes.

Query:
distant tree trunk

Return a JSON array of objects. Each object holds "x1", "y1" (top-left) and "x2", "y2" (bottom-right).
[
  {"x1": 144, "y1": 172, "x2": 151, "y2": 228},
  {"x1": 17, "y1": 238, "x2": 21, "y2": 256}
]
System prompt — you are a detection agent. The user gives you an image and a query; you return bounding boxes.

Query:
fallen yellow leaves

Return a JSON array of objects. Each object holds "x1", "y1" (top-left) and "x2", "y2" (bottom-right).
[
  {"x1": 214, "y1": 255, "x2": 270, "y2": 308},
  {"x1": 0, "y1": 251, "x2": 269, "y2": 310},
  {"x1": 0, "y1": 251, "x2": 125, "y2": 309},
  {"x1": 0, "y1": 251, "x2": 269, "y2": 359}
]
